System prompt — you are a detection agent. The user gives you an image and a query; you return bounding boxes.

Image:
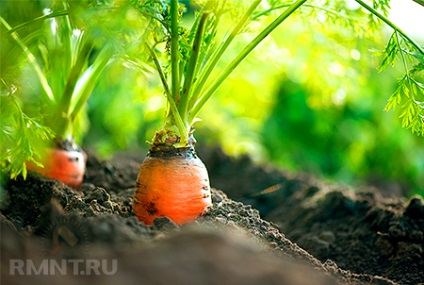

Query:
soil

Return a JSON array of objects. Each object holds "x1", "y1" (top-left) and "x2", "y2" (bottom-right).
[{"x1": 1, "y1": 146, "x2": 423, "y2": 285}]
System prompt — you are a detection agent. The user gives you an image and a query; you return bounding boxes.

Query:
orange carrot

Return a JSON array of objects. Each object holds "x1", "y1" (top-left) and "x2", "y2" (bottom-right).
[
  {"x1": 133, "y1": 148, "x2": 211, "y2": 225},
  {"x1": 27, "y1": 148, "x2": 86, "y2": 189}
]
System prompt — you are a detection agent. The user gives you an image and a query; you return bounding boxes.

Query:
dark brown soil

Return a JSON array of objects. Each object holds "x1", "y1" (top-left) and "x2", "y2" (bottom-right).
[
  {"x1": 200, "y1": 146, "x2": 424, "y2": 285},
  {"x1": 1, "y1": 146, "x2": 422, "y2": 285}
]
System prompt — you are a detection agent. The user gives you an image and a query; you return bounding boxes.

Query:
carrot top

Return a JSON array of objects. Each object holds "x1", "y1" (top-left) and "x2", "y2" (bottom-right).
[
  {"x1": 140, "y1": 0, "x2": 424, "y2": 148},
  {"x1": 1, "y1": 2, "x2": 116, "y2": 179},
  {"x1": 142, "y1": 0, "x2": 309, "y2": 150}
]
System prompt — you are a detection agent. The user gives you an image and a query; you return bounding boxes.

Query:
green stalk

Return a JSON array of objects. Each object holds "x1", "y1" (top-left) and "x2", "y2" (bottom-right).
[
  {"x1": 61, "y1": 2, "x2": 73, "y2": 88},
  {"x1": 156, "y1": 0, "x2": 190, "y2": 146},
  {"x1": 52, "y1": 39, "x2": 94, "y2": 139},
  {"x1": 186, "y1": 0, "x2": 213, "y2": 44},
  {"x1": 147, "y1": 44, "x2": 187, "y2": 144},
  {"x1": 6, "y1": 10, "x2": 68, "y2": 34},
  {"x1": 355, "y1": 0, "x2": 424, "y2": 56},
  {"x1": 191, "y1": 0, "x2": 262, "y2": 104},
  {"x1": 70, "y1": 46, "x2": 114, "y2": 122},
  {"x1": 189, "y1": 0, "x2": 308, "y2": 123},
  {"x1": 192, "y1": 12, "x2": 220, "y2": 84},
  {"x1": 178, "y1": 12, "x2": 209, "y2": 125},
  {"x1": 170, "y1": 0, "x2": 180, "y2": 103},
  {"x1": 146, "y1": 44, "x2": 172, "y2": 98},
  {"x1": 0, "y1": 17, "x2": 55, "y2": 103},
  {"x1": 177, "y1": 0, "x2": 213, "y2": 85},
  {"x1": 48, "y1": 6, "x2": 73, "y2": 101}
]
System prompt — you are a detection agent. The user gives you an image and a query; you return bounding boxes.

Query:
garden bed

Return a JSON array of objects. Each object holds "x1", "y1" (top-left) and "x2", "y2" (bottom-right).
[{"x1": 1, "y1": 146, "x2": 423, "y2": 285}]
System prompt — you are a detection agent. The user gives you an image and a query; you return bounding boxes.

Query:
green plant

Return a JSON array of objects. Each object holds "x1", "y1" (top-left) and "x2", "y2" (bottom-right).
[
  {"x1": 0, "y1": 1, "x2": 114, "y2": 183},
  {"x1": 129, "y1": 0, "x2": 423, "y2": 223},
  {"x1": 136, "y1": 0, "x2": 423, "y2": 150},
  {"x1": 359, "y1": 0, "x2": 424, "y2": 136}
]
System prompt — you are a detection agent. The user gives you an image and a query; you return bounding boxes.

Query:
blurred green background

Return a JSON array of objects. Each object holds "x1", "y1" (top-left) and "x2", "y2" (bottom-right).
[{"x1": 2, "y1": 0, "x2": 423, "y2": 197}]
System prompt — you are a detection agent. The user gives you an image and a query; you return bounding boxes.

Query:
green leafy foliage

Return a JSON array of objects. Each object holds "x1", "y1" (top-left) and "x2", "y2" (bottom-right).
[
  {"x1": 386, "y1": 76, "x2": 424, "y2": 136},
  {"x1": 0, "y1": 0, "x2": 127, "y2": 178},
  {"x1": 367, "y1": 0, "x2": 391, "y2": 31},
  {"x1": 0, "y1": 93, "x2": 54, "y2": 179},
  {"x1": 378, "y1": 31, "x2": 424, "y2": 136},
  {"x1": 356, "y1": 0, "x2": 424, "y2": 137},
  {"x1": 373, "y1": 0, "x2": 391, "y2": 13}
]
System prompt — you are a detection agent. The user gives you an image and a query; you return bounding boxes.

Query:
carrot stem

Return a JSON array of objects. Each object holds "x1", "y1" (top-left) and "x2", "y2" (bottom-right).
[
  {"x1": 70, "y1": 46, "x2": 114, "y2": 123},
  {"x1": 170, "y1": 0, "x2": 180, "y2": 103},
  {"x1": 146, "y1": 44, "x2": 172, "y2": 98},
  {"x1": 54, "y1": 40, "x2": 94, "y2": 139},
  {"x1": 147, "y1": 44, "x2": 187, "y2": 143},
  {"x1": 178, "y1": 12, "x2": 209, "y2": 126},
  {"x1": 58, "y1": 41, "x2": 93, "y2": 116}
]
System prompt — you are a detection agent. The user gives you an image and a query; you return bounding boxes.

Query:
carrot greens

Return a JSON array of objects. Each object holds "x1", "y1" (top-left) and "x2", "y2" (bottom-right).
[
  {"x1": 0, "y1": 2, "x2": 115, "y2": 179},
  {"x1": 137, "y1": 0, "x2": 424, "y2": 150},
  {"x1": 141, "y1": 0, "x2": 310, "y2": 149},
  {"x1": 1, "y1": 0, "x2": 423, "y2": 181}
]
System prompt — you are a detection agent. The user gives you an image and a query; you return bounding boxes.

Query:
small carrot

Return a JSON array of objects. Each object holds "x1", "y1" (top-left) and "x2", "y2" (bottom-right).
[
  {"x1": 27, "y1": 147, "x2": 86, "y2": 189},
  {"x1": 133, "y1": 147, "x2": 211, "y2": 225},
  {"x1": 1, "y1": 11, "x2": 113, "y2": 184}
]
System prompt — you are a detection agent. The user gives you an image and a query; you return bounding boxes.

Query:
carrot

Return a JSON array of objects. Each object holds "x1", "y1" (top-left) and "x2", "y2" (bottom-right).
[
  {"x1": 133, "y1": 147, "x2": 211, "y2": 225},
  {"x1": 27, "y1": 144, "x2": 86, "y2": 189},
  {"x1": 132, "y1": 0, "x2": 306, "y2": 225}
]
